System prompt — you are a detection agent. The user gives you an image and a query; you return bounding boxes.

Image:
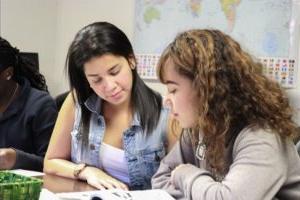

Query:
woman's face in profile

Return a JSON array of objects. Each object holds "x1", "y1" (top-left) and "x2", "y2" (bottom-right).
[
  {"x1": 83, "y1": 54, "x2": 134, "y2": 106},
  {"x1": 163, "y1": 58, "x2": 198, "y2": 128}
]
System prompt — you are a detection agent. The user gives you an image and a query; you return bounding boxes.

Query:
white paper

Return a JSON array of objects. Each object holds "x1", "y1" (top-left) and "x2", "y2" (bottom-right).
[
  {"x1": 39, "y1": 189, "x2": 60, "y2": 200},
  {"x1": 90, "y1": 189, "x2": 175, "y2": 200},
  {"x1": 10, "y1": 169, "x2": 44, "y2": 177},
  {"x1": 56, "y1": 191, "x2": 99, "y2": 200},
  {"x1": 56, "y1": 189, "x2": 175, "y2": 200}
]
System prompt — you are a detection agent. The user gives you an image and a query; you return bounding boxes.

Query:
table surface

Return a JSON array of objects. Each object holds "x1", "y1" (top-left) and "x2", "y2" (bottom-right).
[{"x1": 42, "y1": 173, "x2": 96, "y2": 193}]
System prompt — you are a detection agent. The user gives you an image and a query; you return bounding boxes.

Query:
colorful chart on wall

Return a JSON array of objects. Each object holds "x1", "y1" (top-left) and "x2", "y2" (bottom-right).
[{"x1": 133, "y1": 0, "x2": 300, "y2": 88}]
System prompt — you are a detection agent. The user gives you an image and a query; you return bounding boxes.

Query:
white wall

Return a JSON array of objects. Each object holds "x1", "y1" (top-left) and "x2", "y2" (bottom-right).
[
  {"x1": 286, "y1": 0, "x2": 300, "y2": 125},
  {"x1": 0, "y1": 0, "x2": 58, "y2": 95}
]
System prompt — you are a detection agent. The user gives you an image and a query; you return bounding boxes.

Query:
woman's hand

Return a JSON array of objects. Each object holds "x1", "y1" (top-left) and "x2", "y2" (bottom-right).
[
  {"x1": 80, "y1": 166, "x2": 128, "y2": 190},
  {"x1": 0, "y1": 148, "x2": 16, "y2": 169}
]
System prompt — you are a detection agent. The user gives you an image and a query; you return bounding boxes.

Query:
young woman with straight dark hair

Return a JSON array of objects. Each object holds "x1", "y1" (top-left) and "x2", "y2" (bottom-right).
[{"x1": 44, "y1": 22, "x2": 176, "y2": 190}]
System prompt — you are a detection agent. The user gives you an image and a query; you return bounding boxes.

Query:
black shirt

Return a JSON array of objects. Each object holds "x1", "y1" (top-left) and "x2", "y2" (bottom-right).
[{"x1": 0, "y1": 78, "x2": 58, "y2": 171}]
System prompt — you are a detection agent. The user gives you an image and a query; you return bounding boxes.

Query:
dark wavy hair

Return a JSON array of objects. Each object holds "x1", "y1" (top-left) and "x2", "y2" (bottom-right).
[
  {"x1": 66, "y1": 22, "x2": 162, "y2": 146},
  {"x1": 0, "y1": 37, "x2": 48, "y2": 92},
  {"x1": 157, "y1": 29, "x2": 298, "y2": 178}
]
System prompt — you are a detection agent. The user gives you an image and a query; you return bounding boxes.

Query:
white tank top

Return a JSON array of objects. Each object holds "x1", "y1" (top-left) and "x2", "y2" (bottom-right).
[{"x1": 99, "y1": 143, "x2": 130, "y2": 184}]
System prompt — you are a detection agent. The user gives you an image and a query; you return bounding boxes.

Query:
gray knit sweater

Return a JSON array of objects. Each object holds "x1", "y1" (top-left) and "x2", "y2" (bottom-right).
[{"x1": 152, "y1": 128, "x2": 300, "y2": 200}]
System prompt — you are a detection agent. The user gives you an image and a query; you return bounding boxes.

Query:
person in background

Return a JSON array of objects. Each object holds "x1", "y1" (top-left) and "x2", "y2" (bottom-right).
[
  {"x1": 152, "y1": 29, "x2": 300, "y2": 199},
  {"x1": 44, "y1": 22, "x2": 177, "y2": 190},
  {"x1": 0, "y1": 37, "x2": 58, "y2": 171}
]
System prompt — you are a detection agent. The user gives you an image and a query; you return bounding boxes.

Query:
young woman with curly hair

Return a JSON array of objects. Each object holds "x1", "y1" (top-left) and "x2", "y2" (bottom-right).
[{"x1": 152, "y1": 29, "x2": 300, "y2": 199}]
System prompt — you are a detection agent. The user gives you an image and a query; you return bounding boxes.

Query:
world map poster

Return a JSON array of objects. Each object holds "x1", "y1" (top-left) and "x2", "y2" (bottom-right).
[{"x1": 133, "y1": 0, "x2": 299, "y2": 88}]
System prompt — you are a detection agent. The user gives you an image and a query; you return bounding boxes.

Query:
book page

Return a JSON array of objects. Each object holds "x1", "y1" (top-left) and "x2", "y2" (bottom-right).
[{"x1": 90, "y1": 189, "x2": 175, "y2": 200}]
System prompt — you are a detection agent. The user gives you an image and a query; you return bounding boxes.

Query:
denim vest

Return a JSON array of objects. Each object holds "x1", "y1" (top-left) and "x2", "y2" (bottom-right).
[{"x1": 71, "y1": 94, "x2": 169, "y2": 190}]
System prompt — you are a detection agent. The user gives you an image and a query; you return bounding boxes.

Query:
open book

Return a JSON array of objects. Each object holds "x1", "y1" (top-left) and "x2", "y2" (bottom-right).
[
  {"x1": 56, "y1": 189, "x2": 175, "y2": 200},
  {"x1": 89, "y1": 189, "x2": 175, "y2": 200}
]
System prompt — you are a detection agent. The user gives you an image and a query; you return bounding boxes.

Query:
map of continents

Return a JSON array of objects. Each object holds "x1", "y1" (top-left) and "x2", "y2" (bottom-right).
[{"x1": 133, "y1": 0, "x2": 291, "y2": 57}]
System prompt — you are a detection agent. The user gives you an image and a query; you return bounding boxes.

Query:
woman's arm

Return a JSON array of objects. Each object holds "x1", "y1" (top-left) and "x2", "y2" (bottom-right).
[
  {"x1": 44, "y1": 92, "x2": 76, "y2": 178},
  {"x1": 3, "y1": 92, "x2": 58, "y2": 171},
  {"x1": 171, "y1": 129, "x2": 291, "y2": 200},
  {"x1": 152, "y1": 133, "x2": 192, "y2": 199}
]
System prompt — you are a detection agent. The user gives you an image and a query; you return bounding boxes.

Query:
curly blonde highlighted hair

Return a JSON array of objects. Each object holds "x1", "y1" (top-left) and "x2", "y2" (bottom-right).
[{"x1": 157, "y1": 29, "x2": 298, "y2": 178}]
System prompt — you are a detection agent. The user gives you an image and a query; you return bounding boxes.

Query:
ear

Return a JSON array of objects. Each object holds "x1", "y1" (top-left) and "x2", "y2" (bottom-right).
[
  {"x1": 130, "y1": 65, "x2": 136, "y2": 70},
  {"x1": 4, "y1": 67, "x2": 14, "y2": 80},
  {"x1": 128, "y1": 56, "x2": 136, "y2": 70}
]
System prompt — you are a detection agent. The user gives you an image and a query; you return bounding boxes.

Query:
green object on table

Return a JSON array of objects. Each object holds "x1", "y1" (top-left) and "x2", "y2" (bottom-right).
[{"x1": 0, "y1": 171, "x2": 43, "y2": 200}]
